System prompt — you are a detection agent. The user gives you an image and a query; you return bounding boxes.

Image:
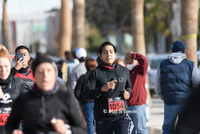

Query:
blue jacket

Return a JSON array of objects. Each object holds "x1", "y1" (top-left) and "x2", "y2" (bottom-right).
[{"x1": 155, "y1": 53, "x2": 200, "y2": 105}]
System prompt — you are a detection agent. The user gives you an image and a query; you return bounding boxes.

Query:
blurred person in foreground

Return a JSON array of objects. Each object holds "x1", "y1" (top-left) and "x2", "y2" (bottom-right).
[
  {"x1": 83, "y1": 41, "x2": 133, "y2": 134},
  {"x1": 5, "y1": 55, "x2": 87, "y2": 134},
  {"x1": 0, "y1": 45, "x2": 26, "y2": 134},
  {"x1": 115, "y1": 58, "x2": 126, "y2": 67},
  {"x1": 173, "y1": 84, "x2": 200, "y2": 134},
  {"x1": 155, "y1": 41, "x2": 200, "y2": 134},
  {"x1": 74, "y1": 58, "x2": 97, "y2": 134},
  {"x1": 71, "y1": 48, "x2": 87, "y2": 94},
  {"x1": 11, "y1": 45, "x2": 35, "y2": 91},
  {"x1": 125, "y1": 51, "x2": 149, "y2": 134}
]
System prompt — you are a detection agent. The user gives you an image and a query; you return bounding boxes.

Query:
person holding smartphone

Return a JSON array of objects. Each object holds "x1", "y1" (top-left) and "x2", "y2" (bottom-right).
[
  {"x1": 11, "y1": 45, "x2": 35, "y2": 91},
  {"x1": 83, "y1": 41, "x2": 133, "y2": 134}
]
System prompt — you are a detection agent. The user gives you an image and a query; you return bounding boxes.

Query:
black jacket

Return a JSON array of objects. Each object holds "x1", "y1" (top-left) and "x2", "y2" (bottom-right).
[
  {"x1": 11, "y1": 66, "x2": 35, "y2": 91},
  {"x1": 0, "y1": 75, "x2": 26, "y2": 134},
  {"x1": 83, "y1": 63, "x2": 132, "y2": 121},
  {"x1": 173, "y1": 84, "x2": 200, "y2": 134},
  {"x1": 5, "y1": 83, "x2": 87, "y2": 134},
  {"x1": 74, "y1": 71, "x2": 93, "y2": 105}
]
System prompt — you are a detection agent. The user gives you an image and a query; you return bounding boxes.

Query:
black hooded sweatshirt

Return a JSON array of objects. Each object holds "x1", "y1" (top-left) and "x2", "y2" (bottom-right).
[
  {"x1": 5, "y1": 83, "x2": 87, "y2": 134},
  {"x1": 83, "y1": 63, "x2": 132, "y2": 121},
  {"x1": 0, "y1": 75, "x2": 26, "y2": 134}
]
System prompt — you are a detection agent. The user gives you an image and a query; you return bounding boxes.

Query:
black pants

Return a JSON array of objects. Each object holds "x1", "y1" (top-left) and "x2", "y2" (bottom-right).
[{"x1": 95, "y1": 114, "x2": 134, "y2": 134}]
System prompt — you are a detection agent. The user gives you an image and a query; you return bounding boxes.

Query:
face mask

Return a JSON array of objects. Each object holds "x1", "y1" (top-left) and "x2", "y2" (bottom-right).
[{"x1": 126, "y1": 64, "x2": 136, "y2": 70}]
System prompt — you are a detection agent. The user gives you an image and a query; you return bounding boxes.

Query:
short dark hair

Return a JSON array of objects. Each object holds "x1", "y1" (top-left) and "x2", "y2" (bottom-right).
[
  {"x1": 99, "y1": 41, "x2": 117, "y2": 54},
  {"x1": 15, "y1": 45, "x2": 30, "y2": 54}
]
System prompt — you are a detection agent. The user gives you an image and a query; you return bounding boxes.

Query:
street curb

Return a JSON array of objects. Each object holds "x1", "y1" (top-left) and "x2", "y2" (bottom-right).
[{"x1": 147, "y1": 127, "x2": 162, "y2": 134}]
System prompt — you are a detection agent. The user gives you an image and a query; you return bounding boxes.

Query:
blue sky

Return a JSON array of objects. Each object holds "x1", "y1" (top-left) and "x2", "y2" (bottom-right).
[{"x1": 0, "y1": 0, "x2": 62, "y2": 20}]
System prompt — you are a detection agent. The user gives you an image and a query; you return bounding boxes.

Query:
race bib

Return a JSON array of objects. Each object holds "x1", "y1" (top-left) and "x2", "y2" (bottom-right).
[
  {"x1": 108, "y1": 97, "x2": 125, "y2": 112},
  {"x1": 0, "y1": 113, "x2": 10, "y2": 125},
  {"x1": 0, "y1": 107, "x2": 12, "y2": 126}
]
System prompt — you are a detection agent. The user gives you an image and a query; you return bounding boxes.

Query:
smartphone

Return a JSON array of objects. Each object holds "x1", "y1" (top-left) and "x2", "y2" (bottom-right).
[
  {"x1": 17, "y1": 53, "x2": 24, "y2": 62},
  {"x1": 108, "y1": 77, "x2": 116, "y2": 92},
  {"x1": 109, "y1": 77, "x2": 116, "y2": 82}
]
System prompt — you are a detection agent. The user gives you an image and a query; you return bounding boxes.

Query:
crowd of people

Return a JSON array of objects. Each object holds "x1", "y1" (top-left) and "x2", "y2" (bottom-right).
[{"x1": 0, "y1": 40, "x2": 198, "y2": 134}]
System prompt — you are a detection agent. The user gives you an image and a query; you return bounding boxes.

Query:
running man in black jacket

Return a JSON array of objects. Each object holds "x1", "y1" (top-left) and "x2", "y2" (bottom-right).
[{"x1": 83, "y1": 41, "x2": 134, "y2": 134}]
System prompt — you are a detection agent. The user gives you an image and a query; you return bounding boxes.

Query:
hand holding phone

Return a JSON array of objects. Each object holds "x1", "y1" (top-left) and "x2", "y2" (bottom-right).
[
  {"x1": 15, "y1": 53, "x2": 25, "y2": 70},
  {"x1": 17, "y1": 53, "x2": 24, "y2": 62},
  {"x1": 108, "y1": 77, "x2": 116, "y2": 92}
]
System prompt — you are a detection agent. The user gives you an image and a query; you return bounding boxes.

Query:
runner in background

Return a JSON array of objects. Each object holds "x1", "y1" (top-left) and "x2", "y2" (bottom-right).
[
  {"x1": 0, "y1": 45, "x2": 26, "y2": 134},
  {"x1": 115, "y1": 58, "x2": 126, "y2": 67},
  {"x1": 71, "y1": 48, "x2": 87, "y2": 95},
  {"x1": 11, "y1": 45, "x2": 35, "y2": 91},
  {"x1": 74, "y1": 58, "x2": 97, "y2": 134}
]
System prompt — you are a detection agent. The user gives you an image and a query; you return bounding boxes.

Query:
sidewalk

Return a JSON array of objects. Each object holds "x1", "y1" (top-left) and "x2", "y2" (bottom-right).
[{"x1": 147, "y1": 95, "x2": 164, "y2": 134}]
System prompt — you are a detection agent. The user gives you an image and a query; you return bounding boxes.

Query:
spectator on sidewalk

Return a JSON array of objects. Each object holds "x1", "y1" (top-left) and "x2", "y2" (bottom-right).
[
  {"x1": 74, "y1": 58, "x2": 97, "y2": 134},
  {"x1": 125, "y1": 52, "x2": 149, "y2": 134},
  {"x1": 155, "y1": 41, "x2": 200, "y2": 134}
]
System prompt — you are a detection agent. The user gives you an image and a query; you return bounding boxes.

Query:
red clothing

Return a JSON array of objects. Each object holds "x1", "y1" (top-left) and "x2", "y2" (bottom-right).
[
  {"x1": 14, "y1": 67, "x2": 35, "y2": 91},
  {"x1": 127, "y1": 53, "x2": 148, "y2": 106}
]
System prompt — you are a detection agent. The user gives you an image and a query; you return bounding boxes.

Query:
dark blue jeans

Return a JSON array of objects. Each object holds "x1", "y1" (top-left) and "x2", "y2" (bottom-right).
[
  {"x1": 81, "y1": 102, "x2": 94, "y2": 134},
  {"x1": 163, "y1": 104, "x2": 185, "y2": 134}
]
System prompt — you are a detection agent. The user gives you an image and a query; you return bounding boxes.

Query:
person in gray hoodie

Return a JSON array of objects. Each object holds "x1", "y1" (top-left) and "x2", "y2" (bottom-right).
[{"x1": 155, "y1": 40, "x2": 200, "y2": 134}]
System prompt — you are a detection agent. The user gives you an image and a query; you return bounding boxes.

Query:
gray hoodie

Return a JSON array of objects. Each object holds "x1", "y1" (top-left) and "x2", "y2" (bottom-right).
[{"x1": 155, "y1": 53, "x2": 200, "y2": 100}]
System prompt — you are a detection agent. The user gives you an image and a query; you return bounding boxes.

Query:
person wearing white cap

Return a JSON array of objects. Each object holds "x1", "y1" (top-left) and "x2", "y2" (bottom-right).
[{"x1": 71, "y1": 48, "x2": 87, "y2": 95}]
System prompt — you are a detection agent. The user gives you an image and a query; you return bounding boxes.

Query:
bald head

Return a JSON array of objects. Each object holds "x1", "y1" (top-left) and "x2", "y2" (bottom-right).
[{"x1": 125, "y1": 52, "x2": 134, "y2": 64}]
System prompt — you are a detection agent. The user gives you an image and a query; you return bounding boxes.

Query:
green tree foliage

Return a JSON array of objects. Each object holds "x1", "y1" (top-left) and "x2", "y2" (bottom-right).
[
  {"x1": 197, "y1": 0, "x2": 200, "y2": 50},
  {"x1": 86, "y1": 0, "x2": 131, "y2": 36},
  {"x1": 86, "y1": 27, "x2": 105, "y2": 53},
  {"x1": 144, "y1": 0, "x2": 172, "y2": 36}
]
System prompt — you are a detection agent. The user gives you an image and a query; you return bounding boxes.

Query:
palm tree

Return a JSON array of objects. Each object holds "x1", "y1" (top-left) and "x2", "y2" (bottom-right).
[
  {"x1": 131, "y1": 0, "x2": 146, "y2": 55},
  {"x1": 58, "y1": 0, "x2": 72, "y2": 58},
  {"x1": 181, "y1": 0, "x2": 198, "y2": 65},
  {"x1": 72, "y1": 0, "x2": 85, "y2": 50},
  {"x1": 2, "y1": 0, "x2": 9, "y2": 49}
]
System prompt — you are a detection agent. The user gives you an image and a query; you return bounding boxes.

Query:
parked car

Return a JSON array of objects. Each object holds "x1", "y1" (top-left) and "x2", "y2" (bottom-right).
[{"x1": 147, "y1": 53, "x2": 170, "y2": 96}]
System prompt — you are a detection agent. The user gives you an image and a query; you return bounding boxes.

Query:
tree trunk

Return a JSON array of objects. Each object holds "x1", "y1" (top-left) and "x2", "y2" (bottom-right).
[
  {"x1": 2, "y1": 0, "x2": 9, "y2": 49},
  {"x1": 115, "y1": 27, "x2": 123, "y2": 54},
  {"x1": 131, "y1": 0, "x2": 152, "y2": 106},
  {"x1": 72, "y1": 0, "x2": 85, "y2": 50},
  {"x1": 170, "y1": 0, "x2": 181, "y2": 42},
  {"x1": 58, "y1": 0, "x2": 72, "y2": 58},
  {"x1": 131, "y1": 0, "x2": 146, "y2": 55},
  {"x1": 181, "y1": 0, "x2": 198, "y2": 65}
]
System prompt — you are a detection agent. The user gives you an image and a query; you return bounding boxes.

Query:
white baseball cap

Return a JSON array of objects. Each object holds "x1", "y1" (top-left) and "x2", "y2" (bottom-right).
[{"x1": 75, "y1": 48, "x2": 87, "y2": 59}]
